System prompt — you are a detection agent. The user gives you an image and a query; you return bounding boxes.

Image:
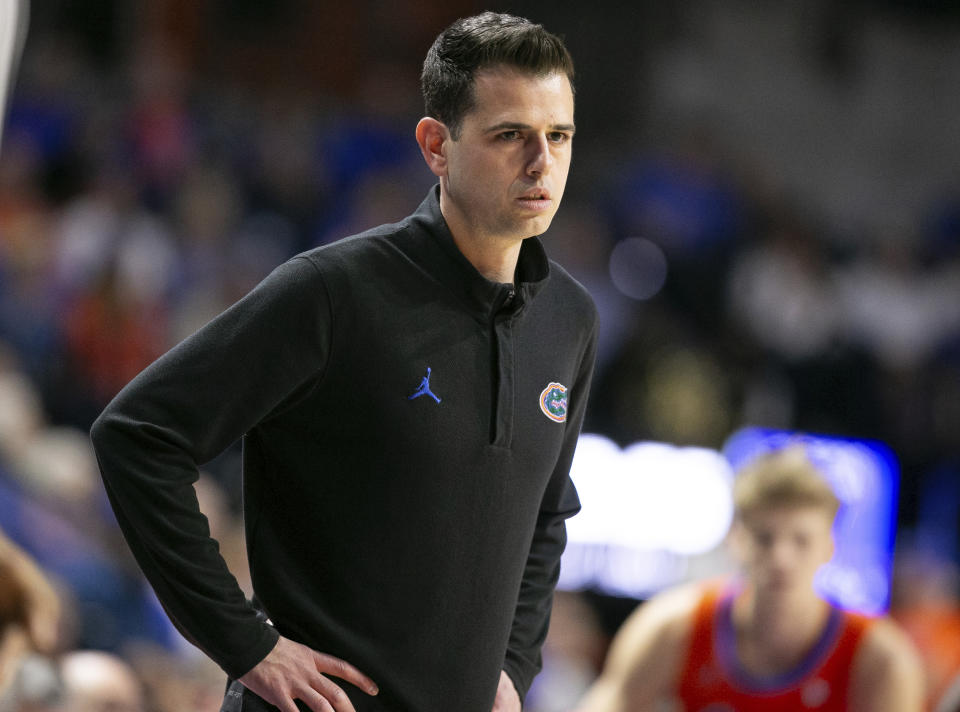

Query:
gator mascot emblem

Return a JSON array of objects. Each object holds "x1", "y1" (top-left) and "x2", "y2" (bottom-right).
[{"x1": 539, "y1": 382, "x2": 568, "y2": 423}]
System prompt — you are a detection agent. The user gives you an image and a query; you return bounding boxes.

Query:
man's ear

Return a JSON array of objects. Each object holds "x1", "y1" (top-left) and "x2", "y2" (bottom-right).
[{"x1": 416, "y1": 117, "x2": 450, "y2": 177}]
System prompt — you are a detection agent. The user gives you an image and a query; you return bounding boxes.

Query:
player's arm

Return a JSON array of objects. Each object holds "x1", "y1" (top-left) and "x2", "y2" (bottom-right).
[
  {"x1": 574, "y1": 584, "x2": 699, "y2": 712},
  {"x1": 849, "y1": 617, "x2": 926, "y2": 712}
]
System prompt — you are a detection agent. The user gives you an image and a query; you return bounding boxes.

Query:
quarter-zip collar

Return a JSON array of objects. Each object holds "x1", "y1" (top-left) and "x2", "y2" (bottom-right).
[{"x1": 406, "y1": 186, "x2": 551, "y2": 321}]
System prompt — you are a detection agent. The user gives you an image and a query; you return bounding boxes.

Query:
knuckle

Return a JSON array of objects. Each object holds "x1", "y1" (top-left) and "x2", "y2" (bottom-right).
[{"x1": 319, "y1": 677, "x2": 344, "y2": 700}]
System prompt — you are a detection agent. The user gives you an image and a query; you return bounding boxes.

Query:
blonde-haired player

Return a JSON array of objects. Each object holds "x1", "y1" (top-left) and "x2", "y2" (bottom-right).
[{"x1": 576, "y1": 446, "x2": 925, "y2": 712}]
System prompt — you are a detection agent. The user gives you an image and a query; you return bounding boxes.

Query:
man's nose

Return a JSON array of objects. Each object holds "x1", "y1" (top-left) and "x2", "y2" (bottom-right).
[
  {"x1": 770, "y1": 538, "x2": 795, "y2": 567},
  {"x1": 526, "y1": 134, "x2": 553, "y2": 177}
]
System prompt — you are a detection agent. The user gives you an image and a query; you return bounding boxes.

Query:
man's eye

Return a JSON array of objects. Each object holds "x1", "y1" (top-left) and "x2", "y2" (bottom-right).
[
  {"x1": 499, "y1": 131, "x2": 521, "y2": 141},
  {"x1": 549, "y1": 132, "x2": 571, "y2": 143}
]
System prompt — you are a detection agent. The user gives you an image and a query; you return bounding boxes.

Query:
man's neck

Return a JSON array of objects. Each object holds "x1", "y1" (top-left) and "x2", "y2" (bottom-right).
[
  {"x1": 455, "y1": 234, "x2": 521, "y2": 284},
  {"x1": 440, "y1": 194, "x2": 522, "y2": 284},
  {"x1": 732, "y1": 587, "x2": 832, "y2": 676}
]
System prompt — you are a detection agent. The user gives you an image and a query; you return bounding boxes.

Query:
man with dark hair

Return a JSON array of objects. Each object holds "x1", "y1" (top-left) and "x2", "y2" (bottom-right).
[
  {"x1": 91, "y1": 11, "x2": 596, "y2": 712},
  {"x1": 420, "y1": 12, "x2": 575, "y2": 141}
]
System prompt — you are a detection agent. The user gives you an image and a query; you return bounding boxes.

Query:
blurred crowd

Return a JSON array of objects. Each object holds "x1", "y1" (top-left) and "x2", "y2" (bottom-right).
[{"x1": 2, "y1": 2, "x2": 960, "y2": 711}]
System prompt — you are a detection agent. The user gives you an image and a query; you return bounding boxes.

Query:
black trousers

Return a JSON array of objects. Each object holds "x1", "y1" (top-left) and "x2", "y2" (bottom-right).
[
  {"x1": 220, "y1": 679, "x2": 274, "y2": 712},
  {"x1": 220, "y1": 678, "x2": 395, "y2": 712}
]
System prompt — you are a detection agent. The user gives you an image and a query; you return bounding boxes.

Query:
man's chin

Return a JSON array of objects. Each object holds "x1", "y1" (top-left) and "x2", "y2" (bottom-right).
[
  {"x1": 758, "y1": 577, "x2": 803, "y2": 598},
  {"x1": 518, "y1": 214, "x2": 557, "y2": 238}
]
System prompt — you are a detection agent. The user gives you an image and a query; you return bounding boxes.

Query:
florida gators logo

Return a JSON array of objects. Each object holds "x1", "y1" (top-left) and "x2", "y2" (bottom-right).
[{"x1": 539, "y1": 382, "x2": 568, "y2": 423}]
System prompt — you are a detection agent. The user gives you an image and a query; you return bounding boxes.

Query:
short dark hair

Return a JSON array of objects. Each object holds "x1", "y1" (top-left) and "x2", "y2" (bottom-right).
[{"x1": 421, "y1": 12, "x2": 574, "y2": 139}]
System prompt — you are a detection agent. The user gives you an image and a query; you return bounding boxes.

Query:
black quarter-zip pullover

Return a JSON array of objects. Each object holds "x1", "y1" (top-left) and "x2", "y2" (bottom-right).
[{"x1": 90, "y1": 186, "x2": 599, "y2": 712}]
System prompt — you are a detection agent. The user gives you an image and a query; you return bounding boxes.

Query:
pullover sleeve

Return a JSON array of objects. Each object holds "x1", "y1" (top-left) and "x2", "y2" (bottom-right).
[
  {"x1": 89, "y1": 256, "x2": 331, "y2": 678},
  {"x1": 502, "y1": 314, "x2": 599, "y2": 701}
]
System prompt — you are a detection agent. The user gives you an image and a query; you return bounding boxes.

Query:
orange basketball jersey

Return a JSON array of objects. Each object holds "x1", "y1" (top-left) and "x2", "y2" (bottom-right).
[{"x1": 676, "y1": 583, "x2": 875, "y2": 712}]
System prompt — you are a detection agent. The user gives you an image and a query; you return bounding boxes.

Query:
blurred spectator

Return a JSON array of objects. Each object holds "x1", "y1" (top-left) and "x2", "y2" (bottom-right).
[
  {"x1": 60, "y1": 650, "x2": 144, "y2": 712},
  {"x1": 0, "y1": 654, "x2": 62, "y2": 712},
  {"x1": 609, "y1": 132, "x2": 742, "y2": 258},
  {"x1": 723, "y1": 207, "x2": 883, "y2": 437},
  {"x1": 0, "y1": 132, "x2": 59, "y2": 393},
  {"x1": 0, "y1": 527, "x2": 60, "y2": 696},
  {"x1": 607, "y1": 129, "x2": 744, "y2": 334},
  {"x1": 0, "y1": 363, "x2": 176, "y2": 656},
  {"x1": 125, "y1": 643, "x2": 224, "y2": 712},
  {"x1": 891, "y1": 548, "x2": 960, "y2": 711},
  {"x1": 0, "y1": 367, "x2": 43, "y2": 462},
  {"x1": 48, "y1": 164, "x2": 175, "y2": 426},
  {"x1": 61, "y1": 259, "x2": 168, "y2": 415},
  {"x1": 126, "y1": 36, "x2": 195, "y2": 205},
  {"x1": 836, "y1": 232, "x2": 960, "y2": 373},
  {"x1": 726, "y1": 211, "x2": 839, "y2": 363},
  {"x1": 525, "y1": 591, "x2": 607, "y2": 712}
]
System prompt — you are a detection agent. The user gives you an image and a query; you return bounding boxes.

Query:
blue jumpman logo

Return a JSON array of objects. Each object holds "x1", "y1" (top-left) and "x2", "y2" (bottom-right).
[{"x1": 408, "y1": 367, "x2": 441, "y2": 404}]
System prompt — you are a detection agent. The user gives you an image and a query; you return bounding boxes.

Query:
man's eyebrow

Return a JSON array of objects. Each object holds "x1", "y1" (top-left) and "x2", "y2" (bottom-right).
[{"x1": 483, "y1": 121, "x2": 577, "y2": 133}]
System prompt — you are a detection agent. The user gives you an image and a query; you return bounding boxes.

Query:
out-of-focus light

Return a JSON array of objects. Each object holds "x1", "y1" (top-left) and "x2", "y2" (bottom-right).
[
  {"x1": 559, "y1": 430, "x2": 898, "y2": 612},
  {"x1": 724, "y1": 427, "x2": 899, "y2": 615},
  {"x1": 608, "y1": 237, "x2": 668, "y2": 300},
  {"x1": 560, "y1": 434, "x2": 734, "y2": 597}
]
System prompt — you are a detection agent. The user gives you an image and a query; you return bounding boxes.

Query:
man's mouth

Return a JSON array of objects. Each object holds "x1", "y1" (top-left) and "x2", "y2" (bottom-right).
[
  {"x1": 518, "y1": 188, "x2": 551, "y2": 201},
  {"x1": 517, "y1": 188, "x2": 553, "y2": 210}
]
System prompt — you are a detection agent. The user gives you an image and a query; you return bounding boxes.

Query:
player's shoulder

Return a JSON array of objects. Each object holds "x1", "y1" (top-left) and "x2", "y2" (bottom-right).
[
  {"x1": 849, "y1": 615, "x2": 926, "y2": 711},
  {"x1": 616, "y1": 580, "x2": 708, "y2": 652},
  {"x1": 652, "y1": 580, "x2": 713, "y2": 629},
  {"x1": 592, "y1": 580, "x2": 709, "y2": 708},
  {"x1": 856, "y1": 615, "x2": 923, "y2": 670}
]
